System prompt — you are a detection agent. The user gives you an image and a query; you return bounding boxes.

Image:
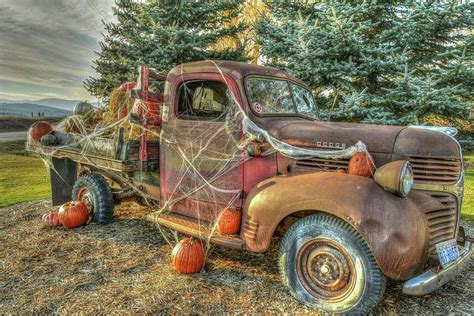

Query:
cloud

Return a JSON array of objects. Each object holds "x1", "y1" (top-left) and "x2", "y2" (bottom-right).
[
  {"x1": 0, "y1": 91, "x2": 37, "y2": 100},
  {"x1": 0, "y1": 0, "x2": 116, "y2": 101}
]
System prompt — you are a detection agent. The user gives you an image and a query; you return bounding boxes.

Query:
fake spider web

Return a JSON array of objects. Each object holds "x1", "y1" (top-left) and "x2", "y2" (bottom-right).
[{"x1": 27, "y1": 61, "x2": 371, "y2": 259}]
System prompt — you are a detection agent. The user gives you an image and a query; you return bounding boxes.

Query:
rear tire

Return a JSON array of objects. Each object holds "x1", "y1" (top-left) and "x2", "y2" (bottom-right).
[
  {"x1": 72, "y1": 173, "x2": 114, "y2": 224},
  {"x1": 279, "y1": 213, "x2": 385, "y2": 314}
]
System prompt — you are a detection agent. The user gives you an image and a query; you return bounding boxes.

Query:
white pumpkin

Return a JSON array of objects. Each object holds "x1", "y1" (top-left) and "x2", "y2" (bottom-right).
[{"x1": 73, "y1": 101, "x2": 93, "y2": 116}]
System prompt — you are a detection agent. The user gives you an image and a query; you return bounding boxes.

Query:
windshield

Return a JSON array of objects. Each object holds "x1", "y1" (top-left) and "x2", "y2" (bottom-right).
[{"x1": 245, "y1": 77, "x2": 318, "y2": 118}]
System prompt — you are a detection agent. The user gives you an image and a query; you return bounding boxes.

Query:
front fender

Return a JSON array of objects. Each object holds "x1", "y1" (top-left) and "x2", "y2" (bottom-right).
[{"x1": 241, "y1": 172, "x2": 429, "y2": 280}]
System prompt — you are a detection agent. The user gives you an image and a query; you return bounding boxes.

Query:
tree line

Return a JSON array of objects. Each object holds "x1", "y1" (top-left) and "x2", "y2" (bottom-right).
[{"x1": 85, "y1": 0, "x2": 473, "y2": 126}]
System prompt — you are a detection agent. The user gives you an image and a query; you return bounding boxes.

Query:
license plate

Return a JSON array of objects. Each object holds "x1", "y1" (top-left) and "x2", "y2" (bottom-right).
[{"x1": 436, "y1": 239, "x2": 459, "y2": 268}]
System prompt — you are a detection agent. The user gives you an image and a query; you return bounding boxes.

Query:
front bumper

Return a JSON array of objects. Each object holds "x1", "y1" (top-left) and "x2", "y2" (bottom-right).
[{"x1": 403, "y1": 238, "x2": 472, "y2": 296}]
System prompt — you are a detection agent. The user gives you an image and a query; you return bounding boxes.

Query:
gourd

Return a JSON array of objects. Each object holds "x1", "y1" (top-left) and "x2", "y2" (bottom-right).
[
  {"x1": 53, "y1": 131, "x2": 75, "y2": 146},
  {"x1": 348, "y1": 152, "x2": 375, "y2": 178},
  {"x1": 42, "y1": 212, "x2": 60, "y2": 227},
  {"x1": 336, "y1": 169, "x2": 346, "y2": 174},
  {"x1": 40, "y1": 133, "x2": 57, "y2": 146},
  {"x1": 29, "y1": 121, "x2": 53, "y2": 142},
  {"x1": 58, "y1": 201, "x2": 89, "y2": 229},
  {"x1": 171, "y1": 237, "x2": 205, "y2": 274},
  {"x1": 217, "y1": 208, "x2": 241, "y2": 235}
]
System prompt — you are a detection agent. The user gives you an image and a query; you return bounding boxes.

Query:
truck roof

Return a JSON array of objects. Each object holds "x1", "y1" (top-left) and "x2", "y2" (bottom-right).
[{"x1": 168, "y1": 60, "x2": 306, "y2": 86}]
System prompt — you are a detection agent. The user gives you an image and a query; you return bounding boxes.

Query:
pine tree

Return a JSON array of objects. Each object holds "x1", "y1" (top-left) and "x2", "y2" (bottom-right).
[
  {"x1": 85, "y1": 0, "x2": 246, "y2": 98},
  {"x1": 256, "y1": 0, "x2": 473, "y2": 125},
  {"x1": 212, "y1": 0, "x2": 269, "y2": 64}
]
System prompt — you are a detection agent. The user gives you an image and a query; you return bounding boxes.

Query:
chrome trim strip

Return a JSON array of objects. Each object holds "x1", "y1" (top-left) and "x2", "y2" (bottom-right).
[
  {"x1": 402, "y1": 239, "x2": 472, "y2": 296},
  {"x1": 412, "y1": 176, "x2": 464, "y2": 198},
  {"x1": 408, "y1": 125, "x2": 458, "y2": 137},
  {"x1": 413, "y1": 174, "x2": 464, "y2": 240}
]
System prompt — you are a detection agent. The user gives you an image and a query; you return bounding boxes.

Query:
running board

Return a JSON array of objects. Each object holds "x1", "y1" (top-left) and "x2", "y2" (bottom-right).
[{"x1": 156, "y1": 213, "x2": 244, "y2": 250}]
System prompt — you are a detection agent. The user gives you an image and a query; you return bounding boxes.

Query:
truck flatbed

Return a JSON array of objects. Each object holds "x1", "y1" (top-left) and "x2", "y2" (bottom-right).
[{"x1": 27, "y1": 143, "x2": 138, "y2": 173}]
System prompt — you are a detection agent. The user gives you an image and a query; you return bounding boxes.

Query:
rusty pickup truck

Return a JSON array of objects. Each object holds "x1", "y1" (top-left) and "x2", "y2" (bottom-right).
[{"x1": 28, "y1": 61, "x2": 472, "y2": 314}]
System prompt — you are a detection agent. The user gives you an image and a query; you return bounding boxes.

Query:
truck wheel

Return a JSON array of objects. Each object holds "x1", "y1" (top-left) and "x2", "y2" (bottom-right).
[
  {"x1": 72, "y1": 173, "x2": 114, "y2": 224},
  {"x1": 279, "y1": 213, "x2": 385, "y2": 314}
]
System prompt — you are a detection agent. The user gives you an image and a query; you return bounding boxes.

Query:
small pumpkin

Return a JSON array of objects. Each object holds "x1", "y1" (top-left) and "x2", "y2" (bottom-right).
[
  {"x1": 29, "y1": 121, "x2": 53, "y2": 142},
  {"x1": 58, "y1": 201, "x2": 89, "y2": 229},
  {"x1": 348, "y1": 152, "x2": 375, "y2": 178},
  {"x1": 171, "y1": 237, "x2": 205, "y2": 274},
  {"x1": 40, "y1": 133, "x2": 57, "y2": 146},
  {"x1": 217, "y1": 208, "x2": 241, "y2": 235},
  {"x1": 42, "y1": 212, "x2": 60, "y2": 227},
  {"x1": 336, "y1": 168, "x2": 346, "y2": 174}
]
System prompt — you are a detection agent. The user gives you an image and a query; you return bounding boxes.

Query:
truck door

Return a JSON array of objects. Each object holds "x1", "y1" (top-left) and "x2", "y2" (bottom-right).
[{"x1": 160, "y1": 75, "x2": 244, "y2": 222}]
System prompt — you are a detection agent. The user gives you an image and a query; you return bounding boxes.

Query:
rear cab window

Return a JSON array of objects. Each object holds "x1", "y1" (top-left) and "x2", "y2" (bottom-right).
[{"x1": 177, "y1": 80, "x2": 231, "y2": 120}]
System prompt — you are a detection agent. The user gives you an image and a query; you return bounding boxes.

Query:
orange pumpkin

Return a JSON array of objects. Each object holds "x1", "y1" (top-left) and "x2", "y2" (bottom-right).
[
  {"x1": 336, "y1": 169, "x2": 346, "y2": 174},
  {"x1": 58, "y1": 201, "x2": 89, "y2": 229},
  {"x1": 171, "y1": 237, "x2": 205, "y2": 274},
  {"x1": 29, "y1": 121, "x2": 53, "y2": 142},
  {"x1": 348, "y1": 152, "x2": 375, "y2": 178},
  {"x1": 42, "y1": 212, "x2": 60, "y2": 227},
  {"x1": 217, "y1": 208, "x2": 241, "y2": 235}
]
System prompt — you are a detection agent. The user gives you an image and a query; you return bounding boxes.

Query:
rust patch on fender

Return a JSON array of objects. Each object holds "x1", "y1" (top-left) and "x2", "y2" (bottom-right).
[{"x1": 242, "y1": 172, "x2": 430, "y2": 280}]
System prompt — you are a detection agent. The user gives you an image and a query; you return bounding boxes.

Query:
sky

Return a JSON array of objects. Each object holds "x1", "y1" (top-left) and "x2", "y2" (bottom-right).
[{"x1": 0, "y1": 0, "x2": 116, "y2": 101}]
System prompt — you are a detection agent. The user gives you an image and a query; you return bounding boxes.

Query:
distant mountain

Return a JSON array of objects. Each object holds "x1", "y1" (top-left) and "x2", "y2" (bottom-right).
[
  {"x1": 33, "y1": 98, "x2": 82, "y2": 111},
  {"x1": 0, "y1": 102, "x2": 71, "y2": 117},
  {"x1": 0, "y1": 98, "x2": 29, "y2": 103},
  {"x1": 0, "y1": 98, "x2": 99, "y2": 111}
]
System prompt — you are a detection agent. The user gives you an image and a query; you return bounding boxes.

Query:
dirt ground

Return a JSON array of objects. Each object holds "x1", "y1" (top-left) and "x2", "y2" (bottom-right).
[{"x1": 1, "y1": 200, "x2": 473, "y2": 314}]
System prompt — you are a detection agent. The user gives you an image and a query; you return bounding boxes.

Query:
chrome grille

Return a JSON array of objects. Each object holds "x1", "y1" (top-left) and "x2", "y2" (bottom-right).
[
  {"x1": 294, "y1": 157, "x2": 350, "y2": 172},
  {"x1": 423, "y1": 192, "x2": 457, "y2": 255},
  {"x1": 408, "y1": 156, "x2": 461, "y2": 185}
]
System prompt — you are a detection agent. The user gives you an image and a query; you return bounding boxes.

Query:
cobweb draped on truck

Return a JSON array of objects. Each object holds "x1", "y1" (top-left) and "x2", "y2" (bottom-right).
[{"x1": 27, "y1": 61, "x2": 372, "y2": 254}]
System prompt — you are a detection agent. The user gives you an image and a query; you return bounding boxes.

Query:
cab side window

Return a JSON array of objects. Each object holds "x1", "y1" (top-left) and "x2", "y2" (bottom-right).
[{"x1": 177, "y1": 80, "x2": 230, "y2": 120}]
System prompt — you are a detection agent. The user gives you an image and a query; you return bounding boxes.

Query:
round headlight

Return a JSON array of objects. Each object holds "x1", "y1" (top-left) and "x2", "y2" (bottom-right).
[
  {"x1": 374, "y1": 160, "x2": 414, "y2": 197},
  {"x1": 399, "y1": 162, "x2": 414, "y2": 197}
]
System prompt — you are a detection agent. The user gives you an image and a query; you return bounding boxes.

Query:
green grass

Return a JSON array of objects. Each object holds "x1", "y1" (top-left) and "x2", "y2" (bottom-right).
[
  {"x1": 0, "y1": 141, "x2": 472, "y2": 222},
  {"x1": 461, "y1": 151, "x2": 473, "y2": 222},
  {"x1": 0, "y1": 141, "x2": 51, "y2": 207}
]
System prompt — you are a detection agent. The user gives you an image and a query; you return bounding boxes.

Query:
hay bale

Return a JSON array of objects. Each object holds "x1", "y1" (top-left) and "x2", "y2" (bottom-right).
[
  {"x1": 102, "y1": 89, "x2": 135, "y2": 125},
  {"x1": 123, "y1": 124, "x2": 160, "y2": 141},
  {"x1": 58, "y1": 88, "x2": 160, "y2": 145}
]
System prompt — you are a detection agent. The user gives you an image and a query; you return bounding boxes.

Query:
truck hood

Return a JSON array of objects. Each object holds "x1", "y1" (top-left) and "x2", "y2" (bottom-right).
[
  {"x1": 255, "y1": 117, "x2": 462, "y2": 185},
  {"x1": 259, "y1": 118, "x2": 405, "y2": 154}
]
